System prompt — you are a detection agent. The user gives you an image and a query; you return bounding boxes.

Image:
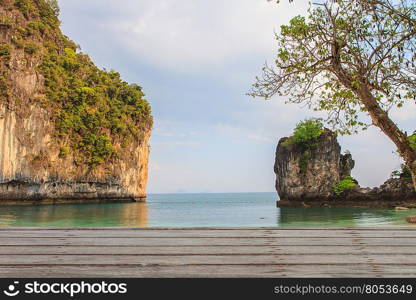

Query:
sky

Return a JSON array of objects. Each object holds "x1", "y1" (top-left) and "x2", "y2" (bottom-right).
[{"x1": 58, "y1": 0, "x2": 415, "y2": 193}]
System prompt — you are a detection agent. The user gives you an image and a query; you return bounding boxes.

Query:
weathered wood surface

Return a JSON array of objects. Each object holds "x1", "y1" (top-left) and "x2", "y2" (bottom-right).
[{"x1": 0, "y1": 227, "x2": 416, "y2": 278}]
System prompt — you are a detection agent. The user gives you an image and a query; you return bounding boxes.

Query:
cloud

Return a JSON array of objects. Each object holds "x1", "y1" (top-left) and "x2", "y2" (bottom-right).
[
  {"x1": 59, "y1": 0, "x2": 410, "y2": 193},
  {"x1": 214, "y1": 122, "x2": 273, "y2": 143},
  {"x1": 62, "y1": 0, "x2": 306, "y2": 73},
  {"x1": 152, "y1": 119, "x2": 199, "y2": 138},
  {"x1": 151, "y1": 141, "x2": 201, "y2": 149}
]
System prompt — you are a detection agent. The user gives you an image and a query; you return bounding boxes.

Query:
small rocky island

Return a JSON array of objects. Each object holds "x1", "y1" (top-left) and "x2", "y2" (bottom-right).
[
  {"x1": 275, "y1": 120, "x2": 415, "y2": 208},
  {"x1": 0, "y1": 0, "x2": 152, "y2": 204}
]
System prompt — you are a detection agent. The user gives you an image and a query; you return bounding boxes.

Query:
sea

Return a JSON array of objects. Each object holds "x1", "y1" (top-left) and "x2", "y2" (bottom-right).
[{"x1": 0, "y1": 192, "x2": 415, "y2": 227}]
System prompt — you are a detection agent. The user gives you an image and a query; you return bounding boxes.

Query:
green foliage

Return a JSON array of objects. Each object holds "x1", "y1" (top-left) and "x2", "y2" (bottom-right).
[
  {"x1": 282, "y1": 118, "x2": 324, "y2": 149},
  {"x1": 14, "y1": 0, "x2": 33, "y2": 18},
  {"x1": 0, "y1": 71, "x2": 9, "y2": 100},
  {"x1": 39, "y1": 35, "x2": 152, "y2": 167},
  {"x1": 0, "y1": 44, "x2": 11, "y2": 61},
  {"x1": 299, "y1": 150, "x2": 311, "y2": 175},
  {"x1": 27, "y1": 21, "x2": 46, "y2": 35},
  {"x1": 16, "y1": 25, "x2": 30, "y2": 38},
  {"x1": 292, "y1": 118, "x2": 323, "y2": 147},
  {"x1": 58, "y1": 145, "x2": 70, "y2": 158},
  {"x1": 78, "y1": 134, "x2": 115, "y2": 167},
  {"x1": 45, "y1": 0, "x2": 59, "y2": 17},
  {"x1": 23, "y1": 42, "x2": 38, "y2": 54},
  {"x1": 0, "y1": 15, "x2": 13, "y2": 28},
  {"x1": 3, "y1": 0, "x2": 152, "y2": 168},
  {"x1": 15, "y1": 0, "x2": 59, "y2": 27},
  {"x1": 391, "y1": 164, "x2": 412, "y2": 181},
  {"x1": 282, "y1": 118, "x2": 324, "y2": 174},
  {"x1": 37, "y1": 0, "x2": 60, "y2": 27},
  {"x1": 250, "y1": 0, "x2": 416, "y2": 136},
  {"x1": 10, "y1": 36, "x2": 24, "y2": 49},
  {"x1": 409, "y1": 133, "x2": 416, "y2": 150},
  {"x1": 280, "y1": 16, "x2": 311, "y2": 38},
  {"x1": 333, "y1": 176, "x2": 357, "y2": 195}
]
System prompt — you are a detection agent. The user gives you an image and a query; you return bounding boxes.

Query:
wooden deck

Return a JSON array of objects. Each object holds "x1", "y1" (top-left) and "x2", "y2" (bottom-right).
[{"x1": 0, "y1": 227, "x2": 416, "y2": 277}]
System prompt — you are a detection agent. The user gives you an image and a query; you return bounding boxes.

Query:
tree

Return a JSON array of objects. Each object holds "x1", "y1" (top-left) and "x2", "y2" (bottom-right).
[{"x1": 250, "y1": 0, "x2": 416, "y2": 190}]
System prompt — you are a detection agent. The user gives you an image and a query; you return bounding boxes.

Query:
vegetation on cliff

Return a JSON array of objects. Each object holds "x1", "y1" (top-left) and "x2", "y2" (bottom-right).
[
  {"x1": 282, "y1": 118, "x2": 324, "y2": 149},
  {"x1": 332, "y1": 176, "x2": 357, "y2": 196},
  {"x1": 390, "y1": 132, "x2": 416, "y2": 182},
  {"x1": 282, "y1": 118, "x2": 324, "y2": 174},
  {"x1": 0, "y1": 0, "x2": 152, "y2": 168},
  {"x1": 409, "y1": 132, "x2": 416, "y2": 150},
  {"x1": 391, "y1": 164, "x2": 413, "y2": 182}
]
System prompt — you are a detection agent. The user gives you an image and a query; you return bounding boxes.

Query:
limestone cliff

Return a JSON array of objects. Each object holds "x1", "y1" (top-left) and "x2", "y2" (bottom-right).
[
  {"x1": 0, "y1": 0, "x2": 152, "y2": 204},
  {"x1": 274, "y1": 129, "x2": 416, "y2": 207},
  {"x1": 275, "y1": 129, "x2": 354, "y2": 202}
]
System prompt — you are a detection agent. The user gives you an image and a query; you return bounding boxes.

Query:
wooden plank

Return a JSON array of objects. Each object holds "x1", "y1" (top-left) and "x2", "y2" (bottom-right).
[
  {"x1": 280, "y1": 264, "x2": 416, "y2": 278},
  {"x1": 2, "y1": 254, "x2": 416, "y2": 265},
  {"x1": 1, "y1": 245, "x2": 413, "y2": 255},
  {"x1": 1, "y1": 236, "x2": 415, "y2": 246},
  {"x1": 0, "y1": 228, "x2": 415, "y2": 277},
  {"x1": 0, "y1": 245, "x2": 280, "y2": 255},
  {"x1": 0, "y1": 226, "x2": 415, "y2": 231},
  {"x1": 4, "y1": 264, "x2": 414, "y2": 278},
  {"x1": 0, "y1": 229, "x2": 413, "y2": 238},
  {"x1": 0, "y1": 230, "x2": 356, "y2": 238},
  {"x1": 0, "y1": 254, "x2": 370, "y2": 265},
  {"x1": 0, "y1": 265, "x2": 379, "y2": 278}
]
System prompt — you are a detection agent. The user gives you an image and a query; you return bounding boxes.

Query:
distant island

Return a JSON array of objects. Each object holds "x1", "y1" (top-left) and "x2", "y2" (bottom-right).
[
  {"x1": 275, "y1": 119, "x2": 415, "y2": 208},
  {"x1": 0, "y1": 0, "x2": 152, "y2": 204}
]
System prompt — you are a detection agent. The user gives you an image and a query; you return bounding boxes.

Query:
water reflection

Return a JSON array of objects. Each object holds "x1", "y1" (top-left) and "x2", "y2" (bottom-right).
[
  {"x1": 277, "y1": 207, "x2": 416, "y2": 227},
  {"x1": 0, "y1": 193, "x2": 415, "y2": 227},
  {"x1": 119, "y1": 202, "x2": 148, "y2": 227},
  {"x1": 0, "y1": 202, "x2": 148, "y2": 227}
]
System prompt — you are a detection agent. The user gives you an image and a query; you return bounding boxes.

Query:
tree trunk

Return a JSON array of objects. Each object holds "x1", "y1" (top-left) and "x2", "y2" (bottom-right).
[
  {"x1": 355, "y1": 87, "x2": 416, "y2": 191},
  {"x1": 330, "y1": 44, "x2": 416, "y2": 191},
  {"x1": 410, "y1": 162, "x2": 416, "y2": 191}
]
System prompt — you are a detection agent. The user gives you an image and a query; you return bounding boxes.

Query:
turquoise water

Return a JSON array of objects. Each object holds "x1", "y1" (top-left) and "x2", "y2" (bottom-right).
[{"x1": 0, "y1": 192, "x2": 415, "y2": 227}]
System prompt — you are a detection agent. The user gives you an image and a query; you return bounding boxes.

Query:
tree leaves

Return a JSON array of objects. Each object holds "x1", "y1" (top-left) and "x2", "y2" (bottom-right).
[{"x1": 250, "y1": 0, "x2": 416, "y2": 136}]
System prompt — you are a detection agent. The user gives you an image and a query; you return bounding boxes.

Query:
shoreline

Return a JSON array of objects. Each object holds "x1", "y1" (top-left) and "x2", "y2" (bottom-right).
[
  {"x1": 0, "y1": 180, "x2": 146, "y2": 206},
  {"x1": 277, "y1": 199, "x2": 416, "y2": 209},
  {"x1": 0, "y1": 197, "x2": 146, "y2": 206}
]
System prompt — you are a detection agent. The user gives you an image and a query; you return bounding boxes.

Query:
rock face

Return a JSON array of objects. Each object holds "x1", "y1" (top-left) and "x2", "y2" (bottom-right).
[
  {"x1": 0, "y1": 0, "x2": 151, "y2": 204},
  {"x1": 275, "y1": 130, "x2": 354, "y2": 201},
  {"x1": 275, "y1": 130, "x2": 416, "y2": 207},
  {"x1": 0, "y1": 102, "x2": 150, "y2": 203},
  {"x1": 344, "y1": 178, "x2": 415, "y2": 203}
]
